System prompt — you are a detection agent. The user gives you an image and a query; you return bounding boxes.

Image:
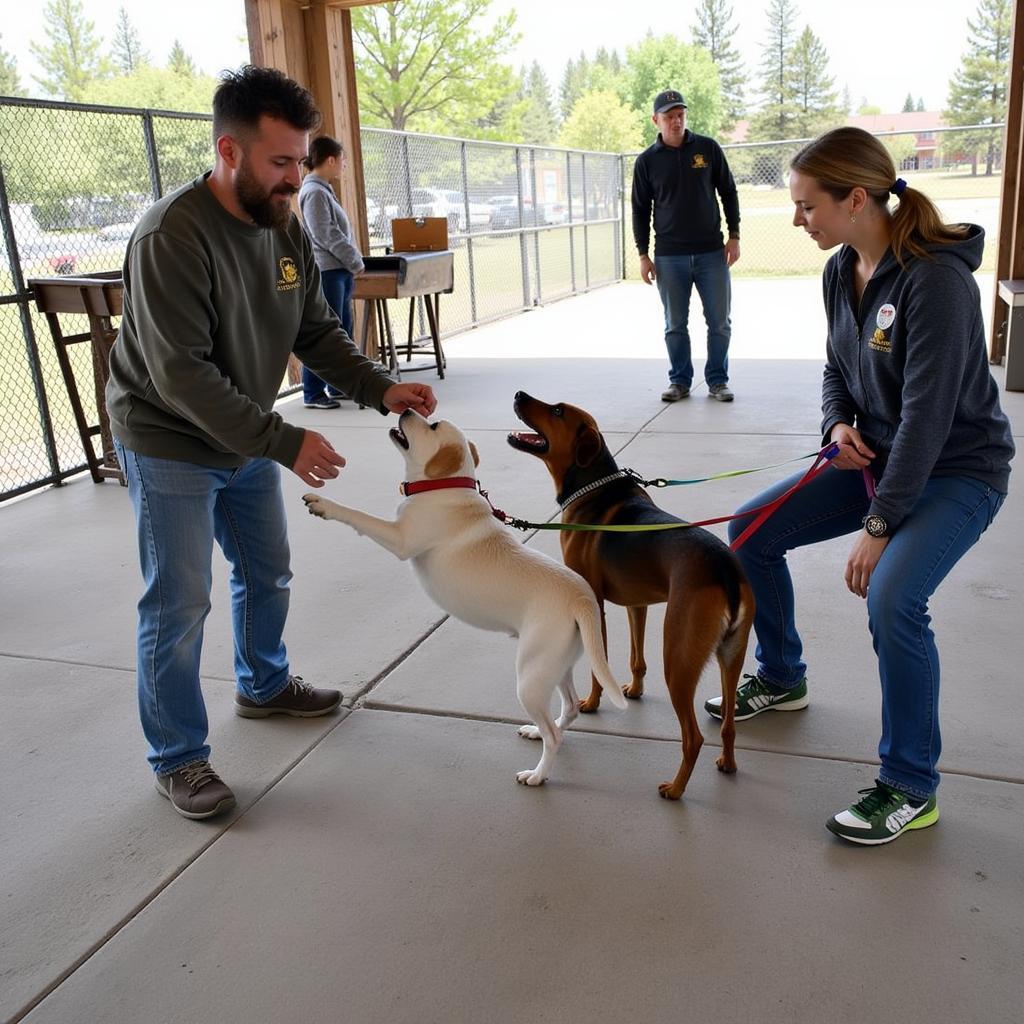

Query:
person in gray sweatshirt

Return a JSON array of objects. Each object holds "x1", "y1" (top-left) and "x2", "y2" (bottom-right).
[
  {"x1": 705, "y1": 127, "x2": 1013, "y2": 845},
  {"x1": 297, "y1": 135, "x2": 366, "y2": 408}
]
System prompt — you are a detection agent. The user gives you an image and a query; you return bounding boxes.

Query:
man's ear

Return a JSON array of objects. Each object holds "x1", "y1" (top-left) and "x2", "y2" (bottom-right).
[
  {"x1": 575, "y1": 426, "x2": 602, "y2": 467},
  {"x1": 215, "y1": 134, "x2": 242, "y2": 169},
  {"x1": 468, "y1": 441, "x2": 480, "y2": 468},
  {"x1": 424, "y1": 443, "x2": 464, "y2": 479}
]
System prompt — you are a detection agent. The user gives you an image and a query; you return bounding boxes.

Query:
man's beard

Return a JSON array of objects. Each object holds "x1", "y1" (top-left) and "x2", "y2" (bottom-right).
[{"x1": 235, "y1": 158, "x2": 295, "y2": 230}]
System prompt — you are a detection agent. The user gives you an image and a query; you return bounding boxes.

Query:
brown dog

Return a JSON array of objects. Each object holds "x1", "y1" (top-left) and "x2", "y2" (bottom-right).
[{"x1": 508, "y1": 392, "x2": 754, "y2": 799}]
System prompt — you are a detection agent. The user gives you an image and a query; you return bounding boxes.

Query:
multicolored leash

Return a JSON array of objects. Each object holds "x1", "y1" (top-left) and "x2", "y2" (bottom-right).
[{"x1": 484, "y1": 443, "x2": 842, "y2": 552}]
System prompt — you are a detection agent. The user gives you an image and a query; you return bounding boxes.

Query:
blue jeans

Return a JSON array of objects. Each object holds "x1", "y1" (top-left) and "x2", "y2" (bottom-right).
[
  {"x1": 303, "y1": 267, "x2": 355, "y2": 402},
  {"x1": 115, "y1": 441, "x2": 293, "y2": 775},
  {"x1": 654, "y1": 250, "x2": 731, "y2": 388},
  {"x1": 728, "y1": 468, "x2": 1004, "y2": 799}
]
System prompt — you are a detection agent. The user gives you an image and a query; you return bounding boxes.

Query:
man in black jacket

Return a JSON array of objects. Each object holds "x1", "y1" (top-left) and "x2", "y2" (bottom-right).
[{"x1": 632, "y1": 89, "x2": 740, "y2": 402}]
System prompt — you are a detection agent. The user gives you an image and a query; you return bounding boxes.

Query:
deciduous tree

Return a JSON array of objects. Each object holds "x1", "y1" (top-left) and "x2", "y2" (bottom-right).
[{"x1": 352, "y1": 0, "x2": 519, "y2": 137}]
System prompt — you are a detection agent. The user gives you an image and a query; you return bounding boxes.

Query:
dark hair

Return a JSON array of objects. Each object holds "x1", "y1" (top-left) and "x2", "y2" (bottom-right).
[
  {"x1": 212, "y1": 64, "x2": 320, "y2": 144},
  {"x1": 301, "y1": 135, "x2": 344, "y2": 172},
  {"x1": 791, "y1": 127, "x2": 967, "y2": 265}
]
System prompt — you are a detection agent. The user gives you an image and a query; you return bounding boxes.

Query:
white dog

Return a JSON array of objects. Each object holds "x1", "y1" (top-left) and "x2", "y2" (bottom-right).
[{"x1": 303, "y1": 409, "x2": 627, "y2": 786}]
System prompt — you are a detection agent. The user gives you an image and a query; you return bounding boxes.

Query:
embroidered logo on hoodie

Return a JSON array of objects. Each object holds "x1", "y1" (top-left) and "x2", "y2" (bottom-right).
[{"x1": 277, "y1": 257, "x2": 300, "y2": 292}]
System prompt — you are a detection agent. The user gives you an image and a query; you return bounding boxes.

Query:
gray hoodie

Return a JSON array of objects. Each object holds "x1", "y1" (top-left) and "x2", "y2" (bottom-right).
[
  {"x1": 820, "y1": 224, "x2": 1013, "y2": 531},
  {"x1": 297, "y1": 174, "x2": 365, "y2": 275}
]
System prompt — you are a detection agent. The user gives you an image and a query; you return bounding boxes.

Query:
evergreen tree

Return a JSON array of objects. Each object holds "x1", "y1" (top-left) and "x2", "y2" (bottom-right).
[
  {"x1": 0, "y1": 35, "x2": 24, "y2": 96},
  {"x1": 559, "y1": 52, "x2": 591, "y2": 121},
  {"x1": 902, "y1": 91, "x2": 915, "y2": 112},
  {"x1": 748, "y1": 0, "x2": 801, "y2": 141},
  {"x1": 521, "y1": 61, "x2": 558, "y2": 144},
  {"x1": 691, "y1": 0, "x2": 746, "y2": 132},
  {"x1": 945, "y1": 0, "x2": 1011, "y2": 174},
  {"x1": 788, "y1": 26, "x2": 839, "y2": 137},
  {"x1": 112, "y1": 6, "x2": 148, "y2": 74},
  {"x1": 29, "y1": 0, "x2": 110, "y2": 100},
  {"x1": 841, "y1": 84, "x2": 852, "y2": 117},
  {"x1": 916, "y1": 97, "x2": 925, "y2": 111},
  {"x1": 168, "y1": 40, "x2": 197, "y2": 77}
]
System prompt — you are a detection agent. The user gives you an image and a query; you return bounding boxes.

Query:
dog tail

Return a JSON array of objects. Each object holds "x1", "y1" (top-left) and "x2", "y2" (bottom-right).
[{"x1": 573, "y1": 596, "x2": 628, "y2": 710}]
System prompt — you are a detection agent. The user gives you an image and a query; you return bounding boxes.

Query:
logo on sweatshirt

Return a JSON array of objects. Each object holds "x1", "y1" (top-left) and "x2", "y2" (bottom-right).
[
  {"x1": 876, "y1": 303, "x2": 896, "y2": 330},
  {"x1": 277, "y1": 257, "x2": 300, "y2": 292},
  {"x1": 691, "y1": 154, "x2": 708, "y2": 169},
  {"x1": 870, "y1": 327, "x2": 891, "y2": 353}
]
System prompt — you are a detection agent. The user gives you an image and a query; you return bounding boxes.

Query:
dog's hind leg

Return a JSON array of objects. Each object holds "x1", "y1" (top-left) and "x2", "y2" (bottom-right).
[
  {"x1": 578, "y1": 598, "x2": 607, "y2": 714},
  {"x1": 714, "y1": 589, "x2": 754, "y2": 775},
  {"x1": 518, "y1": 669, "x2": 579, "y2": 740},
  {"x1": 513, "y1": 627, "x2": 576, "y2": 786},
  {"x1": 624, "y1": 605, "x2": 648, "y2": 699},
  {"x1": 658, "y1": 592, "x2": 725, "y2": 800}
]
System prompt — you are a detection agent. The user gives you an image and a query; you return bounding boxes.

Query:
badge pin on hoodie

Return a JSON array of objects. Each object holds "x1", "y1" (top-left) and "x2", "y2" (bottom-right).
[{"x1": 876, "y1": 303, "x2": 896, "y2": 330}]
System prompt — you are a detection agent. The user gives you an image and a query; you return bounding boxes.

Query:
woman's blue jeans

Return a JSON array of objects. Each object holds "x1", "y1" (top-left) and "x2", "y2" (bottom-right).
[
  {"x1": 115, "y1": 441, "x2": 293, "y2": 775},
  {"x1": 303, "y1": 268, "x2": 355, "y2": 402},
  {"x1": 654, "y1": 250, "x2": 731, "y2": 388},
  {"x1": 728, "y1": 467, "x2": 1004, "y2": 799}
]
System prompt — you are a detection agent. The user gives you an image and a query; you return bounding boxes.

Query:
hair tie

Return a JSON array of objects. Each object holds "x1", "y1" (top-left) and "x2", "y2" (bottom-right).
[{"x1": 890, "y1": 178, "x2": 907, "y2": 197}]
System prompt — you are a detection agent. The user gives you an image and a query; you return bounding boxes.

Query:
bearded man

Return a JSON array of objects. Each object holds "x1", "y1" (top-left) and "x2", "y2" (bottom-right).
[{"x1": 106, "y1": 65, "x2": 436, "y2": 820}]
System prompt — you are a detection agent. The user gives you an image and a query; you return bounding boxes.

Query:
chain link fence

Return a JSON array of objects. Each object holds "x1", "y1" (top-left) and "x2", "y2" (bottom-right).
[{"x1": 0, "y1": 95, "x2": 1004, "y2": 501}]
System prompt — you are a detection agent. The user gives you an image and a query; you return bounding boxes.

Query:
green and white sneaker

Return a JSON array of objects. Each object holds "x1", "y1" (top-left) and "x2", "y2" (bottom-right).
[
  {"x1": 704, "y1": 673, "x2": 809, "y2": 722},
  {"x1": 826, "y1": 782, "x2": 939, "y2": 845}
]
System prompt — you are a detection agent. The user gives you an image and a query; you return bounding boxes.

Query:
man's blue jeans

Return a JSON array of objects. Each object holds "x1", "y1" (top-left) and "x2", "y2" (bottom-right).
[
  {"x1": 654, "y1": 249, "x2": 731, "y2": 388},
  {"x1": 303, "y1": 267, "x2": 355, "y2": 402},
  {"x1": 115, "y1": 441, "x2": 293, "y2": 775},
  {"x1": 728, "y1": 467, "x2": 1004, "y2": 799}
]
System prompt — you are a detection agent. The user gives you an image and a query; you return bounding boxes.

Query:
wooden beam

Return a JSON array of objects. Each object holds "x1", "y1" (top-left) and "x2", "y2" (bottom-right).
[{"x1": 990, "y1": 0, "x2": 1024, "y2": 362}]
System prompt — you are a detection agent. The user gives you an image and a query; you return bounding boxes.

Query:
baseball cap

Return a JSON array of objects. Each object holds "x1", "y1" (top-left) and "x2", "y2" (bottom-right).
[{"x1": 653, "y1": 89, "x2": 687, "y2": 115}]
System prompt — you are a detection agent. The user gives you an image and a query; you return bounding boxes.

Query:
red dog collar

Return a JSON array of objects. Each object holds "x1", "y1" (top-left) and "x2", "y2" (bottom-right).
[{"x1": 399, "y1": 476, "x2": 479, "y2": 497}]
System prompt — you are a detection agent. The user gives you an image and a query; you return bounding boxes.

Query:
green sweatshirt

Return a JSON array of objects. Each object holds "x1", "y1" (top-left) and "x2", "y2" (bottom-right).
[{"x1": 106, "y1": 173, "x2": 394, "y2": 469}]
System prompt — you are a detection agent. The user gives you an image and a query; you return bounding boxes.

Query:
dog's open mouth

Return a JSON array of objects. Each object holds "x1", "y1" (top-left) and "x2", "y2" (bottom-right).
[
  {"x1": 507, "y1": 430, "x2": 548, "y2": 454},
  {"x1": 389, "y1": 423, "x2": 409, "y2": 450}
]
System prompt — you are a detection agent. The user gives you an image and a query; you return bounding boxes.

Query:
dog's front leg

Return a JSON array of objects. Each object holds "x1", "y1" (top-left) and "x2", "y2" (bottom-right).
[{"x1": 303, "y1": 495, "x2": 417, "y2": 560}]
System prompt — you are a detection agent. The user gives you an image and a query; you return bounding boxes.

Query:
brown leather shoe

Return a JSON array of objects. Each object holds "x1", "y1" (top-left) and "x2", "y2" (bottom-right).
[
  {"x1": 155, "y1": 761, "x2": 236, "y2": 820},
  {"x1": 234, "y1": 675, "x2": 342, "y2": 719},
  {"x1": 660, "y1": 383, "x2": 690, "y2": 402}
]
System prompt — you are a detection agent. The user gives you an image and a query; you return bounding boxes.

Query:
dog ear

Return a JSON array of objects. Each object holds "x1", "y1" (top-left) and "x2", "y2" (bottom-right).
[
  {"x1": 424, "y1": 443, "x2": 465, "y2": 479},
  {"x1": 468, "y1": 440, "x2": 480, "y2": 467},
  {"x1": 575, "y1": 426, "x2": 602, "y2": 467}
]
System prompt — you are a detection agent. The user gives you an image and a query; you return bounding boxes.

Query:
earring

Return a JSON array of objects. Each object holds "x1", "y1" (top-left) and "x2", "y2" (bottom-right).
[{"x1": 850, "y1": 215, "x2": 857, "y2": 223}]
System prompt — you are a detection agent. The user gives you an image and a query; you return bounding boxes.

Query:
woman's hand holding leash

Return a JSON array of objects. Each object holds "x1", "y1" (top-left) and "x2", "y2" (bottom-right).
[{"x1": 829, "y1": 424, "x2": 875, "y2": 470}]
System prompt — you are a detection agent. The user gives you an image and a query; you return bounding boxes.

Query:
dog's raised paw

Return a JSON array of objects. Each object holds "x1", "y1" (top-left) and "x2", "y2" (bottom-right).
[
  {"x1": 516, "y1": 769, "x2": 546, "y2": 786},
  {"x1": 303, "y1": 495, "x2": 327, "y2": 517},
  {"x1": 518, "y1": 724, "x2": 542, "y2": 741}
]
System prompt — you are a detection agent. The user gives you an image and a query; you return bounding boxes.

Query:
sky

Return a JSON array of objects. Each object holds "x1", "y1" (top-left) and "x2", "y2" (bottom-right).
[{"x1": 2, "y1": 0, "x2": 972, "y2": 114}]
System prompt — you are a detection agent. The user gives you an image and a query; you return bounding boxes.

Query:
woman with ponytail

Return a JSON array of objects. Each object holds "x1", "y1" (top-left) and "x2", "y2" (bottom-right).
[
  {"x1": 297, "y1": 135, "x2": 365, "y2": 409},
  {"x1": 706, "y1": 127, "x2": 1014, "y2": 845}
]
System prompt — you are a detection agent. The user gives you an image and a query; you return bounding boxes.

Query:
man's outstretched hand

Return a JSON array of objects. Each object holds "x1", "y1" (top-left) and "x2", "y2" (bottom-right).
[
  {"x1": 291, "y1": 430, "x2": 346, "y2": 488},
  {"x1": 383, "y1": 382, "x2": 437, "y2": 416}
]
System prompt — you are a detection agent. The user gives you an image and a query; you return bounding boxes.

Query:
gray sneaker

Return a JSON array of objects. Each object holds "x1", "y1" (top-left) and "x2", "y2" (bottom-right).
[
  {"x1": 661, "y1": 383, "x2": 691, "y2": 402},
  {"x1": 708, "y1": 383, "x2": 735, "y2": 402},
  {"x1": 235, "y1": 675, "x2": 342, "y2": 718},
  {"x1": 155, "y1": 760, "x2": 236, "y2": 820}
]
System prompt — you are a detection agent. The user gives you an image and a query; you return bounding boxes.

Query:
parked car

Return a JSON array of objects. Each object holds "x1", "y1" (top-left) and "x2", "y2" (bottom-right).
[
  {"x1": 487, "y1": 194, "x2": 536, "y2": 231},
  {"x1": 4, "y1": 203, "x2": 79, "y2": 275},
  {"x1": 409, "y1": 188, "x2": 492, "y2": 235},
  {"x1": 539, "y1": 200, "x2": 568, "y2": 225},
  {"x1": 366, "y1": 196, "x2": 399, "y2": 238}
]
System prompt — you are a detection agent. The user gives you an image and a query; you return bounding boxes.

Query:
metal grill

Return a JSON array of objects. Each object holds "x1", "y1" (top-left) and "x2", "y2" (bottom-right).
[{"x1": 0, "y1": 95, "x2": 1003, "y2": 502}]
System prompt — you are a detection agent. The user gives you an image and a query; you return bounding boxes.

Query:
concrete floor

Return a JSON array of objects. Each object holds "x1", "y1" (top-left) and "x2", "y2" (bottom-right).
[{"x1": 2, "y1": 282, "x2": 1022, "y2": 1024}]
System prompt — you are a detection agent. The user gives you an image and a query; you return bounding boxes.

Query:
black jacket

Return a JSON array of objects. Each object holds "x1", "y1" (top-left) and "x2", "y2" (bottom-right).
[
  {"x1": 821, "y1": 225, "x2": 1014, "y2": 530},
  {"x1": 631, "y1": 130, "x2": 740, "y2": 256}
]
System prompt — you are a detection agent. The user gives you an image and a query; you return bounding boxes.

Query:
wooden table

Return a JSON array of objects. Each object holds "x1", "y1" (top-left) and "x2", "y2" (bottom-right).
[
  {"x1": 29, "y1": 272, "x2": 126, "y2": 485},
  {"x1": 354, "y1": 251, "x2": 455, "y2": 379}
]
